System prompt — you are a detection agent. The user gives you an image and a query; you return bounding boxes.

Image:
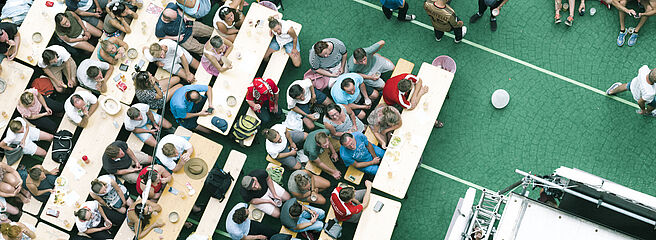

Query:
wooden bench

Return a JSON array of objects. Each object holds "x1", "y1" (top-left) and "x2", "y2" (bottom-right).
[
  {"x1": 195, "y1": 150, "x2": 247, "y2": 236},
  {"x1": 174, "y1": 125, "x2": 193, "y2": 138},
  {"x1": 34, "y1": 221, "x2": 70, "y2": 240},
  {"x1": 265, "y1": 154, "x2": 282, "y2": 166},
  {"x1": 19, "y1": 213, "x2": 38, "y2": 227},
  {"x1": 318, "y1": 207, "x2": 340, "y2": 240},
  {"x1": 114, "y1": 219, "x2": 135, "y2": 240},
  {"x1": 126, "y1": 132, "x2": 145, "y2": 152},
  {"x1": 279, "y1": 226, "x2": 297, "y2": 237}
]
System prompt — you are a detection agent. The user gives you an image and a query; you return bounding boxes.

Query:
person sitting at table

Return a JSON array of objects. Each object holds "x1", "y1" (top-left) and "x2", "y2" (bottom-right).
[
  {"x1": 74, "y1": 200, "x2": 124, "y2": 239},
  {"x1": 65, "y1": 0, "x2": 108, "y2": 30},
  {"x1": 103, "y1": 1, "x2": 138, "y2": 38},
  {"x1": 264, "y1": 16, "x2": 301, "y2": 68},
  {"x1": 246, "y1": 77, "x2": 281, "y2": 126},
  {"x1": 145, "y1": 39, "x2": 199, "y2": 84},
  {"x1": 340, "y1": 132, "x2": 385, "y2": 175},
  {"x1": 0, "y1": 118, "x2": 54, "y2": 158},
  {"x1": 0, "y1": 0, "x2": 32, "y2": 26},
  {"x1": 348, "y1": 40, "x2": 395, "y2": 90},
  {"x1": 176, "y1": 0, "x2": 212, "y2": 19},
  {"x1": 331, "y1": 73, "x2": 378, "y2": 120},
  {"x1": 170, "y1": 85, "x2": 214, "y2": 133},
  {"x1": 382, "y1": 73, "x2": 443, "y2": 128},
  {"x1": 0, "y1": 222, "x2": 36, "y2": 240},
  {"x1": 263, "y1": 124, "x2": 307, "y2": 170},
  {"x1": 133, "y1": 71, "x2": 183, "y2": 110},
  {"x1": 304, "y1": 130, "x2": 341, "y2": 180},
  {"x1": 54, "y1": 11, "x2": 103, "y2": 53},
  {"x1": 97, "y1": 37, "x2": 128, "y2": 64},
  {"x1": 156, "y1": 2, "x2": 214, "y2": 55},
  {"x1": 330, "y1": 180, "x2": 373, "y2": 223},
  {"x1": 307, "y1": 38, "x2": 348, "y2": 90},
  {"x1": 90, "y1": 174, "x2": 132, "y2": 214},
  {"x1": 226, "y1": 203, "x2": 278, "y2": 240},
  {"x1": 287, "y1": 79, "x2": 332, "y2": 131},
  {"x1": 281, "y1": 198, "x2": 325, "y2": 234},
  {"x1": 19, "y1": 165, "x2": 58, "y2": 203},
  {"x1": 39, "y1": 45, "x2": 78, "y2": 93},
  {"x1": 125, "y1": 103, "x2": 173, "y2": 147},
  {"x1": 76, "y1": 59, "x2": 114, "y2": 93},
  {"x1": 127, "y1": 199, "x2": 164, "y2": 239},
  {"x1": 64, "y1": 91, "x2": 99, "y2": 128},
  {"x1": 102, "y1": 140, "x2": 153, "y2": 184},
  {"x1": 367, "y1": 105, "x2": 402, "y2": 149},
  {"x1": 155, "y1": 134, "x2": 194, "y2": 172},
  {"x1": 240, "y1": 169, "x2": 291, "y2": 218},
  {"x1": 200, "y1": 35, "x2": 233, "y2": 77},
  {"x1": 0, "y1": 22, "x2": 20, "y2": 61},
  {"x1": 287, "y1": 170, "x2": 330, "y2": 205},
  {"x1": 136, "y1": 164, "x2": 172, "y2": 200},
  {"x1": 323, "y1": 103, "x2": 365, "y2": 139},
  {"x1": 17, "y1": 88, "x2": 65, "y2": 134},
  {"x1": 0, "y1": 162, "x2": 29, "y2": 204},
  {"x1": 212, "y1": 1, "x2": 246, "y2": 42}
]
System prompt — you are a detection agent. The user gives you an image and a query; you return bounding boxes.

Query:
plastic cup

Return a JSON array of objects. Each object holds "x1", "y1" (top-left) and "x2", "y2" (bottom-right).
[
  {"x1": 82, "y1": 155, "x2": 89, "y2": 164},
  {"x1": 492, "y1": 9, "x2": 499, "y2": 17},
  {"x1": 590, "y1": 8, "x2": 596, "y2": 16},
  {"x1": 388, "y1": 171, "x2": 393, "y2": 178},
  {"x1": 310, "y1": 194, "x2": 317, "y2": 201}
]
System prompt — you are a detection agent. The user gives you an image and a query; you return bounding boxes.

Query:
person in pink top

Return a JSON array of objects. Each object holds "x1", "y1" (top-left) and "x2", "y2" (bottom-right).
[{"x1": 16, "y1": 88, "x2": 64, "y2": 134}]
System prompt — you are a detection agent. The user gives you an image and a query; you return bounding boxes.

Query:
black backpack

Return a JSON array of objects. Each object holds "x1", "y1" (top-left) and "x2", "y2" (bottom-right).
[
  {"x1": 51, "y1": 130, "x2": 73, "y2": 164},
  {"x1": 205, "y1": 168, "x2": 233, "y2": 202}
]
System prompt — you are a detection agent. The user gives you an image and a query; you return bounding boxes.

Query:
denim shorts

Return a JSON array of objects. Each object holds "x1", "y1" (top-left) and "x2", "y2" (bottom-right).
[{"x1": 269, "y1": 39, "x2": 300, "y2": 54}]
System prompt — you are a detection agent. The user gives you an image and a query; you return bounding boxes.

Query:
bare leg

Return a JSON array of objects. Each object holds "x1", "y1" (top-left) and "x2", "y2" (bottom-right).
[
  {"x1": 264, "y1": 48, "x2": 275, "y2": 61},
  {"x1": 74, "y1": 42, "x2": 96, "y2": 53},
  {"x1": 609, "y1": 83, "x2": 628, "y2": 95},
  {"x1": 144, "y1": 135, "x2": 157, "y2": 147},
  {"x1": 619, "y1": 0, "x2": 628, "y2": 31}
]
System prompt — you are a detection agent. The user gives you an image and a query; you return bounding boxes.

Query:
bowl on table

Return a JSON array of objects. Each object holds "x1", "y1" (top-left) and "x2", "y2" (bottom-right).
[
  {"x1": 127, "y1": 48, "x2": 138, "y2": 59},
  {"x1": 226, "y1": 96, "x2": 237, "y2": 107},
  {"x1": 169, "y1": 212, "x2": 179, "y2": 223},
  {"x1": 101, "y1": 97, "x2": 121, "y2": 115},
  {"x1": 32, "y1": 32, "x2": 43, "y2": 43},
  {"x1": 0, "y1": 79, "x2": 6, "y2": 93}
]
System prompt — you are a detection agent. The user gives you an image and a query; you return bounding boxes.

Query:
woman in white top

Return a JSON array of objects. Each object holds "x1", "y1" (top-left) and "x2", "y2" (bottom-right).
[
  {"x1": 0, "y1": 118, "x2": 53, "y2": 157},
  {"x1": 264, "y1": 16, "x2": 301, "y2": 67},
  {"x1": 212, "y1": 0, "x2": 246, "y2": 42},
  {"x1": 145, "y1": 39, "x2": 199, "y2": 84},
  {"x1": 90, "y1": 175, "x2": 133, "y2": 214}
]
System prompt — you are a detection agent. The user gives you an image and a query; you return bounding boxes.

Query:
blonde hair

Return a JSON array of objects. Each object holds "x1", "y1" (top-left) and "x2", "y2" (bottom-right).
[
  {"x1": 20, "y1": 91, "x2": 34, "y2": 106},
  {"x1": 8, "y1": 120, "x2": 22, "y2": 133},
  {"x1": 0, "y1": 223, "x2": 21, "y2": 239},
  {"x1": 315, "y1": 132, "x2": 329, "y2": 145},
  {"x1": 162, "y1": 143, "x2": 177, "y2": 157},
  {"x1": 149, "y1": 43, "x2": 163, "y2": 57},
  {"x1": 294, "y1": 173, "x2": 310, "y2": 187},
  {"x1": 382, "y1": 107, "x2": 400, "y2": 126}
]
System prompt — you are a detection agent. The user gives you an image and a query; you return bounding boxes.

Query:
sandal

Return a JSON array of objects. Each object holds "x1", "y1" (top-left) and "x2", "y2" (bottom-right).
[
  {"x1": 400, "y1": 14, "x2": 416, "y2": 21},
  {"x1": 565, "y1": 16, "x2": 573, "y2": 26},
  {"x1": 555, "y1": 13, "x2": 562, "y2": 24},
  {"x1": 434, "y1": 120, "x2": 444, "y2": 128}
]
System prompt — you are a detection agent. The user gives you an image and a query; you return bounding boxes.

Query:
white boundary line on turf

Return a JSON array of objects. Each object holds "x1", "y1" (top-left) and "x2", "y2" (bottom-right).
[
  {"x1": 420, "y1": 164, "x2": 489, "y2": 191},
  {"x1": 352, "y1": 0, "x2": 639, "y2": 109}
]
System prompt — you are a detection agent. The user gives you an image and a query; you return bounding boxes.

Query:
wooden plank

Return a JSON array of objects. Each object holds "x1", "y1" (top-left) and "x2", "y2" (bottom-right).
[
  {"x1": 247, "y1": 204, "x2": 263, "y2": 223},
  {"x1": 126, "y1": 132, "x2": 145, "y2": 151},
  {"x1": 0, "y1": 59, "x2": 34, "y2": 135},
  {"x1": 19, "y1": 213, "x2": 38, "y2": 227},
  {"x1": 22, "y1": 196, "x2": 43, "y2": 215},
  {"x1": 318, "y1": 207, "x2": 340, "y2": 240},
  {"x1": 114, "y1": 219, "x2": 135, "y2": 239},
  {"x1": 15, "y1": 0, "x2": 67, "y2": 65},
  {"x1": 345, "y1": 166, "x2": 364, "y2": 185},
  {"x1": 197, "y1": 4, "x2": 281, "y2": 135},
  {"x1": 363, "y1": 126, "x2": 379, "y2": 146},
  {"x1": 372, "y1": 63, "x2": 454, "y2": 199},
  {"x1": 140, "y1": 133, "x2": 222, "y2": 239},
  {"x1": 390, "y1": 58, "x2": 415, "y2": 78},
  {"x1": 34, "y1": 221, "x2": 69, "y2": 240},
  {"x1": 40, "y1": 95, "x2": 128, "y2": 230},
  {"x1": 280, "y1": 226, "x2": 297, "y2": 237},
  {"x1": 352, "y1": 194, "x2": 402, "y2": 240},
  {"x1": 174, "y1": 125, "x2": 194, "y2": 138},
  {"x1": 195, "y1": 150, "x2": 247, "y2": 236}
]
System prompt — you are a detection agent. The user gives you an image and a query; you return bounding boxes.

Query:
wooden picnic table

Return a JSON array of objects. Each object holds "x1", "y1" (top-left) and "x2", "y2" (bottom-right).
[
  {"x1": 372, "y1": 63, "x2": 454, "y2": 199},
  {"x1": 34, "y1": 222, "x2": 70, "y2": 240},
  {"x1": 352, "y1": 193, "x2": 402, "y2": 240},
  {"x1": 15, "y1": 0, "x2": 67, "y2": 66},
  {"x1": 196, "y1": 3, "x2": 281, "y2": 135},
  {"x1": 98, "y1": 0, "x2": 167, "y2": 105},
  {"x1": 0, "y1": 59, "x2": 34, "y2": 133},
  {"x1": 39, "y1": 95, "x2": 127, "y2": 230},
  {"x1": 140, "y1": 133, "x2": 223, "y2": 239}
]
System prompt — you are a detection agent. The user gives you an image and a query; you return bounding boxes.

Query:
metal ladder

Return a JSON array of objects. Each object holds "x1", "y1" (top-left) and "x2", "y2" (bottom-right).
[{"x1": 466, "y1": 189, "x2": 505, "y2": 240}]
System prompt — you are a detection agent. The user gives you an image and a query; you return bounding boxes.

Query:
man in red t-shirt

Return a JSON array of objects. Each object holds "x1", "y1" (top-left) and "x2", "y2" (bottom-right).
[
  {"x1": 246, "y1": 78, "x2": 281, "y2": 125},
  {"x1": 329, "y1": 180, "x2": 372, "y2": 223},
  {"x1": 382, "y1": 73, "x2": 444, "y2": 128}
]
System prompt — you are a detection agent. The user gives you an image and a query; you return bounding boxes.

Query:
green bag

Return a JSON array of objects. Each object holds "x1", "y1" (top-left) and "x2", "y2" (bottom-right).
[{"x1": 266, "y1": 165, "x2": 284, "y2": 186}]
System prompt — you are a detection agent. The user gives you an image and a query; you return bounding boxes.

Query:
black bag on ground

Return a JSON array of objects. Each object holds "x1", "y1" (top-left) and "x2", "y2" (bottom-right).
[
  {"x1": 205, "y1": 168, "x2": 233, "y2": 202},
  {"x1": 4, "y1": 144, "x2": 23, "y2": 166},
  {"x1": 323, "y1": 219, "x2": 342, "y2": 239},
  {"x1": 51, "y1": 130, "x2": 73, "y2": 164}
]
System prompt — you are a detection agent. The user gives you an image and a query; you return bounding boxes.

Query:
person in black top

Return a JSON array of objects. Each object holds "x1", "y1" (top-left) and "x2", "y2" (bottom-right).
[
  {"x1": 469, "y1": 0, "x2": 511, "y2": 32},
  {"x1": 240, "y1": 169, "x2": 291, "y2": 218},
  {"x1": 0, "y1": 22, "x2": 20, "y2": 61},
  {"x1": 101, "y1": 141, "x2": 153, "y2": 184}
]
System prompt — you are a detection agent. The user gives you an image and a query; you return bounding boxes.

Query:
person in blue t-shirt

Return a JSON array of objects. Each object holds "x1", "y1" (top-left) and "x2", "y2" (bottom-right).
[
  {"x1": 339, "y1": 132, "x2": 385, "y2": 175},
  {"x1": 380, "y1": 0, "x2": 416, "y2": 21},
  {"x1": 169, "y1": 84, "x2": 213, "y2": 133},
  {"x1": 156, "y1": 3, "x2": 214, "y2": 55},
  {"x1": 331, "y1": 73, "x2": 378, "y2": 119}
]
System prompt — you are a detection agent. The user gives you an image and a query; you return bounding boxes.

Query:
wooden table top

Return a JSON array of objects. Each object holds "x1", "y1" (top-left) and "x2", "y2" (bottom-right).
[
  {"x1": 15, "y1": 0, "x2": 67, "y2": 66},
  {"x1": 352, "y1": 193, "x2": 402, "y2": 240},
  {"x1": 141, "y1": 133, "x2": 223, "y2": 239},
  {"x1": 34, "y1": 222, "x2": 70, "y2": 240},
  {"x1": 372, "y1": 63, "x2": 454, "y2": 199},
  {"x1": 99, "y1": 0, "x2": 168, "y2": 105},
  {"x1": 0, "y1": 59, "x2": 34, "y2": 133},
  {"x1": 197, "y1": 3, "x2": 281, "y2": 135},
  {"x1": 40, "y1": 95, "x2": 128, "y2": 230}
]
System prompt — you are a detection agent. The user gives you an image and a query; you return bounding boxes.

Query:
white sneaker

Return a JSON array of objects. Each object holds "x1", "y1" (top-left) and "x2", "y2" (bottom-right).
[
  {"x1": 455, "y1": 26, "x2": 467, "y2": 43},
  {"x1": 606, "y1": 82, "x2": 621, "y2": 95}
]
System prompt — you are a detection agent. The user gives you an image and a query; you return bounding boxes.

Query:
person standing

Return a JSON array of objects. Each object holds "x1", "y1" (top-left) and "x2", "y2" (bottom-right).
[
  {"x1": 469, "y1": 0, "x2": 511, "y2": 32},
  {"x1": 380, "y1": 0, "x2": 416, "y2": 21},
  {"x1": 424, "y1": 0, "x2": 467, "y2": 43}
]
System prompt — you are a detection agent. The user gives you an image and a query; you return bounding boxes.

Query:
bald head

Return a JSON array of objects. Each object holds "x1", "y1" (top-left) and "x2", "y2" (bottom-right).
[{"x1": 162, "y1": 8, "x2": 178, "y2": 22}]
